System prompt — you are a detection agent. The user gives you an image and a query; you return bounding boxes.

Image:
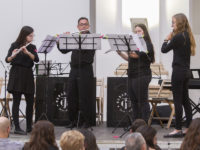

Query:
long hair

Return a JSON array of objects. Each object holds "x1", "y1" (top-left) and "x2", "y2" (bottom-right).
[
  {"x1": 23, "y1": 120, "x2": 58, "y2": 150},
  {"x1": 15, "y1": 26, "x2": 34, "y2": 47},
  {"x1": 180, "y1": 118, "x2": 200, "y2": 150},
  {"x1": 79, "y1": 129, "x2": 99, "y2": 150},
  {"x1": 136, "y1": 125, "x2": 157, "y2": 149},
  {"x1": 172, "y1": 13, "x2": 196, "y2": 56},
  {"x1": 135, "y1": 24, "x2": 155, "y2": 63}
]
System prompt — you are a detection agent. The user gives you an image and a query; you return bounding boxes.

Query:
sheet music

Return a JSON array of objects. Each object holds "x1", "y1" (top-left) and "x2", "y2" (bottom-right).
[
  {"x1": 38, "y1": 35, "x2": 57, "y2": 53},
  {"x1": 59, "y1": 34, "x2": 101, "y2": 50},
  {"x1": 130, "y1": 33, "x2": 147, "y2": 53},
  {"x1": 192, "y1": 71, "x2": 199, "y2": 79},
  {"x1": 106, "y1": 34, "x2": 137, "y2": 52}
]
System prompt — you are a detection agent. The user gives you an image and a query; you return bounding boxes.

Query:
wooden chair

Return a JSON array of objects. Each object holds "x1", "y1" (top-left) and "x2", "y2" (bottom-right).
[
  {"x1": 96, "y1": 78, "x2": 105, "y2": 125},
  {"x1": 0, "y1": 79, "x2": 13, "y2": 121},
  {"x1": 148, "y1": 79, "x2": 175, "y2": 129},
  {"x1": 0, "y1": 78, "x2": 5, "y2": 115},
  {"x1": 114, "y1": 63, "x2": 169, "y2": 77}
]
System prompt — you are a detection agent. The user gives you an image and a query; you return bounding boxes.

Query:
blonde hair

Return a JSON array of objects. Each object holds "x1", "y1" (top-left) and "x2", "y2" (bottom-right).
[
  {"x1": 173, "y1": 13, "x2": 196, "y2": 56},
  {"x1": 60, "y1": 130, "x2": 85, "y2": 150}
]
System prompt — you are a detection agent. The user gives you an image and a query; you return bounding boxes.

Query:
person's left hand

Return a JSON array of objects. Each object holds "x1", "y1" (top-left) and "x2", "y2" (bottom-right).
[
  {"x1": 165, "y1": 32, "x2": 173, "y2": 41},
  {"x1": 129, "y1": 51, "x2": 139, "y2": 58},
  {"x1": 21, "y1": 46, "x2": 29, "y2": 55}
]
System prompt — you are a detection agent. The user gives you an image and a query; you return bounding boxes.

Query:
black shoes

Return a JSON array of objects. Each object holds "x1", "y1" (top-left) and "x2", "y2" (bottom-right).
[
  {"x1": 81, "y1": 122, "x2": 90, "y2": 129},
  {"x1": 164, "y1": 131, "x2": 184, "y2": 138},
  {"x1": 14, "y1": 128, "x2": 27, "y2": 135},
  {"x1": 26, "y1": 128, "x2": 32, "y2": 133},
  {"x1": 65, "y1": 122, "x2": 77, "y2": 129}
]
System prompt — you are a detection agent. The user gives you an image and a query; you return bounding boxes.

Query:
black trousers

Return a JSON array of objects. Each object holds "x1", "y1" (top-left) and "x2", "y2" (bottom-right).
[
  {"x1": 67, "y1": 65, "x2": 94, "y2": 124},
  {"x1": 12, "y1": 92, "x2": 34, "y2": 129},
  {"x1": 172, "y1": 68, "x2": 192, "y2": 130},
  {"x1": 128, "y1": 75, "x2": 151, "y2": 123}
]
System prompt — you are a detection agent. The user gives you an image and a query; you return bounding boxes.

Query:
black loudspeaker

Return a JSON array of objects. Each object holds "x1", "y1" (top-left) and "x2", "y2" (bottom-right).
[
  {"x1": 35, "y1": 77, "x2": 69, "y2": 125},
  {"x1": 107, "y1": 77, "x2": 133, "y2": 127},
  {"x1": 35, "y1": 77, "x2": 96, "y2": 126}
]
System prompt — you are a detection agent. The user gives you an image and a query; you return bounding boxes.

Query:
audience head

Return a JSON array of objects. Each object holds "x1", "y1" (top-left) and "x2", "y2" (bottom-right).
[
  {"x1": 172, "y1": 13, "x2": 196, "y2": 56},
  {"x1": 125, "y1": 132, "x2": 146, "y2": 150},
  {"x1": 136, "y1": 125, "x2": 157, "y2": 149},
  {"x1": 180, "y1": 118, "x2": 200, "y2": 150},
  {"x1": 130, "y1": 119, "x2": 147, "y2": 133},
  {"x1": 23, "y1": 120, "x2": 58, "y2": 150},
  {"x1": 79, "y1": 129, "x2": 99, "y2": 150},
  {"x1": 0, "y1": 117, "x2": 10, "y2": 138},
  {"x1": 60, "y1": 130, "x2": 85, "y2": 150}
]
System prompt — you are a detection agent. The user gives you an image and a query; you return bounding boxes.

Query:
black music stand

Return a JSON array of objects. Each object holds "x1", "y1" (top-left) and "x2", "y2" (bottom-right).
[
  {"x1": 105, "y1": 34, "x2": 147, "y2": 137},
  {"x1": 37, "y1": 35, "x2": 57, "y2": 121},
  {"x1": 58, "y1": 33, "x2": 101, "y2": 129}
]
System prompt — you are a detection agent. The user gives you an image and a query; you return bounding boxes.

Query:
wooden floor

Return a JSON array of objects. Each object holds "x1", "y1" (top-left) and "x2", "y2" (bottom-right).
[{"x1": 9, "y1": 121, "x2": 183, "y2": 150}]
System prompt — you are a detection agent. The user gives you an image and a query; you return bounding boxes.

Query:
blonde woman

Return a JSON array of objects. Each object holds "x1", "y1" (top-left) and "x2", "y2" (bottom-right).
[{"x1": 162, "y1": 13, "x2": 196, "y2": 138}]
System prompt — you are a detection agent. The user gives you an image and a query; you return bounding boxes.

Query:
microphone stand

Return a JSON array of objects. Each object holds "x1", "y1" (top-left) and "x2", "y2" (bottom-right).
[{"x1": 0, "y1": 60, "x2": 9, "y2": 118}]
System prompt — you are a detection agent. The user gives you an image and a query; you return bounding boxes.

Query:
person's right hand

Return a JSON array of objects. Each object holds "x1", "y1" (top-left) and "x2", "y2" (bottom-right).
[
  {"x1": 11, "y1": 49, "x2": 18, "y2": 58},
  {"x1": 117, "y1": 50, "x2": 121, "y2": 55}
]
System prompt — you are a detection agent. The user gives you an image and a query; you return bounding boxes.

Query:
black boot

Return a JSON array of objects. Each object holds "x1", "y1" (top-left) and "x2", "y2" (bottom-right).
[
  {"x1": 65, "y1": 121, "x2": 77, "y2": 129},
  {"x1": 14, "y1": 127, "x2": 27, "y2": 135}
]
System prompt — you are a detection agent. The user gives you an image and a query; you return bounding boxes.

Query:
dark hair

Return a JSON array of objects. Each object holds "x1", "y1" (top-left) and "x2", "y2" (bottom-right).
[
  {"x1": 180, "y1": 118, "x2": 200, "y2": 150},
  {"x1": 79, "y1": 129, "x2": 99, "y2": 150},
  {"x1": 130, "y1": 119, "x2": 147, "y2": 132},
  {"x1": 135, "y1": 24, "x2": 155, "y2": 63},
  {"x1": 23, "y1": 120, "x2": 58, "y2": 150},
  {"x1": 15, "y1": 26, "x2": 34, "y2": 47},
  {"x1": 136, "y1": 125, "x2": 157, "y2": 149},
  {"x1": 78, "y1": 17, "x2": 89, "y2": 24}
]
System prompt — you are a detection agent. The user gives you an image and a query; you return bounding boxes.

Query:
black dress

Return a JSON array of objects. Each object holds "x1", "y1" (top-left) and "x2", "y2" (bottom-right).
[{"x1": 5, "y1": 42, "x2": 39, "y2": 94}]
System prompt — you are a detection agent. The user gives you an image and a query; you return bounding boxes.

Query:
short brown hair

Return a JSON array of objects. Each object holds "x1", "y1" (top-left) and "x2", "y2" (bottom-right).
[
  {"x1": 130, "y1": 119, "x2": 147, "y2": 132},
  {"x1": 60, "y1": 130, "x2": 85, "y2": 150}
]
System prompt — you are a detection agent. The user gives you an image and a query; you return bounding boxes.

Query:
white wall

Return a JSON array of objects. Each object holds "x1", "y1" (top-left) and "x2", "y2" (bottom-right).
[
  {"x1": 0, "y1": 0, "x2": 90, "y2": 116},
  {"x1": 0, "y1": 0, "x2": 90, "y2": 77}
]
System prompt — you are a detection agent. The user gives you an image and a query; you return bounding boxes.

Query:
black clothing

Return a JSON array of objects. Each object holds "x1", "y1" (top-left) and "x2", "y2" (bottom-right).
[
  {"x1": 6, "y1": 43, "x2": 39, "y2": 68},
  {"x1": 23, "y1": 145, "x2": 59, "y2": 150},
  {"x1": 57, "y1": 34, "x2": 95, "y2": 126},
  {"x1": 12, "y1": 92, "x2": 34, "y2": 130},
  {"x1": 67, "y1": 65, "x2": 94, "y2": 125},
  {"x1": 129, "y1": 75, "x2": 151, "y2": 123},
  {"x1": 128, "y1": 40, "x2": 154, "y2": 78},
  {"x1": 6, "y1": 43, "x2": 39, "y2": 94},
  {"x1": 58, "y1": 49, "x2": 95, "y2": 68},
  {"x1": 161, "y1": 32, "x2": 191, "y2": 69},
  {"x1": 128, "y1": 40, "x2": 154, "y2": 122},
  {"x1": 161, "y1": 31, "x2": 192, "y2": 130},
  {"x1": 5, "y1": 42, "x2": 39, "y2": 130}
]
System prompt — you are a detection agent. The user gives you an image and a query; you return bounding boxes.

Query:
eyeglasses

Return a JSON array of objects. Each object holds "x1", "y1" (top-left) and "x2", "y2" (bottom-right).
[{"x1": 78, "y1": 23, "x2": 89, "y2": 26}]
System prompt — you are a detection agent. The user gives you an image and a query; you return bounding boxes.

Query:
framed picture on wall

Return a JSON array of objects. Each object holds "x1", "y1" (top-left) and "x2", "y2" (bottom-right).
[{"x1": 130, "y1": 18, "x2": 148, "y2": 32}]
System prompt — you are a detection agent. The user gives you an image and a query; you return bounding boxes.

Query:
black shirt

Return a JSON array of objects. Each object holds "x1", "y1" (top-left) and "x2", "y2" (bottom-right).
[
  {"x1": 128, "y1": 40, "x2": 154, "y2": 78},
  {"x1": 161, "y1": 31, "x2": 191, "y2": 70},
  {"x1": 5, "y1": 42, "x2": 39, "y2": 68},
  {"x1": 57, "y1": 32, "x2": 95, "y2": 68}
]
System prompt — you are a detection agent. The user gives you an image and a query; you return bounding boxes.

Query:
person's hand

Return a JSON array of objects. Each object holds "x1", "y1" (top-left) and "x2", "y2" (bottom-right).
[
  {"x1": 116, "y1": 50, "x2": 121, "y2": 55},
  {"x1": 129, "y1": 51, "x2": 139, "y2": 58},
  {"x1": 165, "y1": 32, "x2": 173, "y2": 41},
  {"x1": 21, "y1": 46, "x2": 30, "y2": 55},
  {"x1": 11, "y1": 49, "x2": 18, "y2": 58}
]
